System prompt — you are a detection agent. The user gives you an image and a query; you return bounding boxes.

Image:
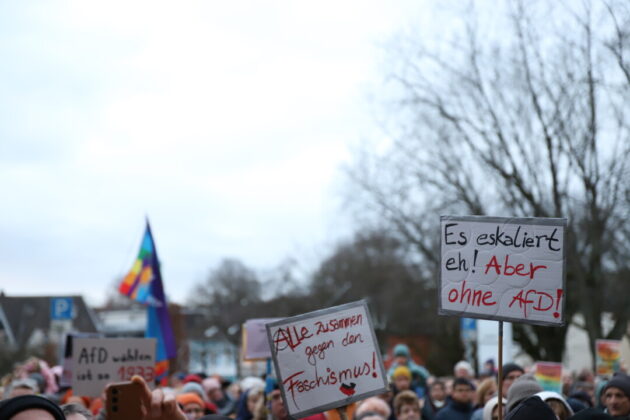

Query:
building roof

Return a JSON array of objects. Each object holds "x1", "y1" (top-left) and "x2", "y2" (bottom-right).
[{"x1": 0, "y1": 294, "x2": 100, "y2": 348}]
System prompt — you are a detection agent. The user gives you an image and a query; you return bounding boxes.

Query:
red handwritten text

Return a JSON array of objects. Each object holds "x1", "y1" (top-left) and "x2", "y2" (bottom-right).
[{"x1": 484, "y1": 255, "x2": 547, "y2": 280}]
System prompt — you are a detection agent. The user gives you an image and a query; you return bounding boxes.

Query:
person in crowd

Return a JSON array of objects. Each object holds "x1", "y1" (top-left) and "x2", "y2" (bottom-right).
[
  {"x1": 235, "y1": 386, "x2": 263, "y2": 420},
  {"x1": 481, "y1": 396, "x2": 505, "y2": 420},
  {"x1": 203, "y1": 377, "x2": 235, "y2": 416},
  {"x1": 536, "y1": 391, "x2": 574, "y2": 420},
  {"x1": 393, "y1": 390, "x2": 421, "y2": 420},
  {"x1": 479, "y1": 360, "x2": 496, "y2": 380},
  {"x1": 62, "y1": 403, "x2": 94, "y2": 420},
  {"x1": 500, "y1": 363, "x2": 524, "y2": 398},
  {"x1": 183, "y1": 381, "x2": 217, "y2": 414},
  {"x1": 569, "y1": 407, "x2": 614, "y2": 419},
  {"x1": 434, "y1": 378, "x2": 476, "y2": 420},
  {"x1": 601, "y1": 373, "x2": 630, "y2": 418},
  {"x1": 392, "y1": 366, "x2": 413, "y2": 394},
  {"x1": 454, "y1": 361, "x2": 475, "y2": 381},
  {"x1": 177, "y1": 393, "x2": 207, "y2": 420},
  {"x1": 0, "y1": 394, "x2": 66, "y2": 420},
  {"x1": 388, "y1": 344, "x2": 431, "y2": 397},
  {"x1": 421, "y1": 380, "x2": 447, "y2": 420},
  {"x1": 570, "y1": 381, "x2": 595, "y2": 408},
  {"x1": 505, "y1": 396, "x2": 556, "y2": 420},
  {"x1": 471, "y1": 378, "x2": 497, "y2": 420},
  {"x1": 262, "y1": 378, "x2": 325, "y2": 420},
  {"x1": 505, "y1": 373, "x2": 543, "y2": 413},
  {"x1": 356, "y1": 397, "x2": 393, "y2": 420}
]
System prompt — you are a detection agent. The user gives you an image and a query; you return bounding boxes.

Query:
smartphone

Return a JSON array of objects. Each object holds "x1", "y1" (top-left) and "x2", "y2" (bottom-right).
[{"x1": 106, "y1": 381, "x2": 144, "y2": 420}]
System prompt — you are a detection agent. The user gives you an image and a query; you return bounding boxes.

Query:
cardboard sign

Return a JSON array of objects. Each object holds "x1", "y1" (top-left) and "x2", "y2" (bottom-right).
[
  {"x1": 243, "y1": 318, "x2": 281, "y2": 360},
  {"x1": 266, "y1": 301, "x2": 387, "y2": 418},
  {"x1": 534, "y1": 362, "x2": 562, "y2": 393},
  {"x1": 72, "y1": 338, "x2": 156, "y2": 397},
  {"x1": 596, "y1": 339, "x2": 621, "y2": 377},
  {"x1": 439, "y1": 216, "x2": 566, "y2": 326}
]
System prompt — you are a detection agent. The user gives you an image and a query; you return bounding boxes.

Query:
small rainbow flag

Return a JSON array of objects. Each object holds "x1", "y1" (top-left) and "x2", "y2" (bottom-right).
[
  {"x1": 534, "y1": 362, "x2": 562, "y2": 393},
  {"x1": 119, "y1": 221, "x2": 176, "y2": 383}
]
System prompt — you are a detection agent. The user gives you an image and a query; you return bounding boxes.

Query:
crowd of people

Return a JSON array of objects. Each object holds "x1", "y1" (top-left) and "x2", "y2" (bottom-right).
[{"x1": 1, "y1": 345, "x2": 629, "y2": 420}]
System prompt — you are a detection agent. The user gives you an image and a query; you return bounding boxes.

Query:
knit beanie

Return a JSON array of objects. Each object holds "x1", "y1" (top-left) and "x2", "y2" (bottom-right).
[
  {"x1": 183, "y1": 381, "x2": 208, "y2": 401},
  {"x1": 569, "y1": 407, "x2": 613, "y2": 420},
  {"x1": 501, "y1": 363, "x2": 524, "y2": 381},
  {"x1": 203, "y1": 377, "x2": 221, "y2": 393},
  {"x1": 505, "y1": 396, "x2": 556, "y2": 420},
  {"x1": 177, "y1": 392, "x2": 205, "y2": 408},
  {"x1": 393, "y1": 344, "x2": 410, "y2": 358},
  {"x1": 506, "y1": 373, "x2": 543, "y2": 412},
  {"x1": 393, "y1": 366, "x2": 412, "y2": 380},
  {"x1": 0, "y1": 394, "x2": 65, "y2": 420},
  {"x1": 602, "y1": 373, "x2": 630, "y2": 399}
]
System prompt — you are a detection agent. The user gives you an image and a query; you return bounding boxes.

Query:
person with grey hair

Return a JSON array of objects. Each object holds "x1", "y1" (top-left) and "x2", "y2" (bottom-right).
[{"x1": 62, "y1": 403, "x2": 94, "y2": 420}]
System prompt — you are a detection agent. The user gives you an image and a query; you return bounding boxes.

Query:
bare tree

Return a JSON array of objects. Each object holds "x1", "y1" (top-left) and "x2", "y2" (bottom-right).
[
  {"x1": 349, "y1": 0, "x2": 630, "y2": 362},
  {"x1": 188, "y1": 259, "x2": 262, "y2": 349}
]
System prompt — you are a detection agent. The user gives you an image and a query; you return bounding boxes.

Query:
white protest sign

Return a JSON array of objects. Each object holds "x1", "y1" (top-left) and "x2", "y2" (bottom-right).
[
  {"x1": 243, "y1": 318, "x2": 281, "y2": 360},
  {"x1": 266, "y1": 301, "x2": 387, "y2": 419},
  {"x1": 440, "y1": 216, "x2": 566, "y2": 326},
  {"x1": 72, "y1": 337, "x2": 156, "y2": 397}
]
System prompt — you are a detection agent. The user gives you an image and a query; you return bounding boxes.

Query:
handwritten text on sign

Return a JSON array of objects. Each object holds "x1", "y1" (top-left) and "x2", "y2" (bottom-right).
[
  {"x1": 72, "y1": 338, "x2": 156, "y2": 397},
  {"x1": 439, "y1": 216, "x2": 566, "y2": 325},
  {"x1": 267, "y1": 301, "x2": 387, "y2": 419}
]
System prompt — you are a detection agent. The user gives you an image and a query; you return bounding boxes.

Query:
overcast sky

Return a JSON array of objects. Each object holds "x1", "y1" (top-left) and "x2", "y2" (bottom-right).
[{"x1": 0, "y1": 1, "x2": 460, "y2": 306}]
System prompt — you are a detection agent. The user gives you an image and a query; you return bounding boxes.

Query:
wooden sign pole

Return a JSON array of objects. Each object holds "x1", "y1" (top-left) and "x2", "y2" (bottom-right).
[{"x1": 497, "y1": 321, "x2": 504, "y2": 420}]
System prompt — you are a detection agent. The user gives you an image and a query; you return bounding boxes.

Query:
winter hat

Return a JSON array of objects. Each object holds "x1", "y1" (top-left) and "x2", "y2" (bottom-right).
[
  {"x1": 393, "y1": 344, "x2": 411, "y2": 358},
  {"x1": 566, "y1": 397, "x2": 588, "y2": 414},
  {"x1": 501, "y1": 363, "x2": 525, "y2": 381},
  {"x1": 184, "y1": 374, "x2": 204, "y2": 384},
  {"x1": 602, "y1": 372, "x2": 630, "y2": 399},
  {"x1": 177, "y1": 392, "x2": 205, "y2": 408},
  {"x1": 568, "y1": 407, "x2": 613, "y2": 420},
  {"x1": 536, "y1": 391, "x2": 574, "y2": 416},
  {"x1": 454, "y1": 360, "x2": 474, "y2": 377},
  {"x1": 506, "y1": 374, "x2": 543, "y2": 412},
  {"x1": 240, "y1": 376, "x2": 265, "y2": 393},
  {"x1": 0, "y1": 394, "x2": 65, "y2": 420},
  {"x1": 505, "y1": 396, "x2": 556, "y2": 420},
  {"x1": 569, "y1": 390, "x2": 593, "y2": 408},
  {"x1": 393, "y1": 366, "x2": 412, "y2": 380},
  {"x1": 203, "y1": 377, "x2": 221, "y2": 393},
  {"x1": 482, "y1": 395, "x2": 506, "y2": 420},
  {"x1": 182, "y1": 382, "x2": 208, "y2": 401},
  {"x1": 5, "y1": 377, "x2": 39, "y2": 397}
]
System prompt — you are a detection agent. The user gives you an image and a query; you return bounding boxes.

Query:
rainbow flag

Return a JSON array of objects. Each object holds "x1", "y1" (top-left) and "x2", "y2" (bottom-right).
[
  {"x1": 534, "y1": 362, "x2": 562, "y2": 393},
  {"x1": 596, "y1": 339, "x2": 621, "y2": 377},
  {"x1": 119, "y1": 222, "x2": 176, "y2": 382}
]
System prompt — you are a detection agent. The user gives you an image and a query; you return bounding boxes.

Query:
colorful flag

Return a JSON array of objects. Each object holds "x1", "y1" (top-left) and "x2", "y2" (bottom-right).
[
  {"x1": 119, "y1": 222, "x2": 176, "y2": 382},
  {"x1": 534, "y1": 362, "x2": 562, "y2": 393},
  {"x1": 596, "y1": 339, "x2": 621, "y2": 377}
]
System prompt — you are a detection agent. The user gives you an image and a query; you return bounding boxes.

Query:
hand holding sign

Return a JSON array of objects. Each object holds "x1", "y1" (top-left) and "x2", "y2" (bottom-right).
[{"x1": 134, "y1": 375, "x2": 186, "y2": 420}]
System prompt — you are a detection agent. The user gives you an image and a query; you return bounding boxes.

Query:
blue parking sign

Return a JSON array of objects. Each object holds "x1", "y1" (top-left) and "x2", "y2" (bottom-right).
[{"x1": 51, "y1": 297, "x2": 74, "y2": 320}]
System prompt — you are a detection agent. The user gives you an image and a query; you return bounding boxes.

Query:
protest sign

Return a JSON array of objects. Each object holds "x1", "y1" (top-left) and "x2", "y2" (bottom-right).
[
  {"x1": 439, "y1": 216, "x2": 566, "y2": 326},
  {"x1": 596, "y1": 339, "x2": 621, "y2": 377},
  {"x1": 60, "y1": 332, "x2": 102, "y2": 387},
  {"x1": 266, "y1": 301, "x2": 387, "y2": 419},
  {"x1": 243, "y1": 318, "x2": 281, "y2": 360},
  {"x1": 72, "y1": 337, "x2": 156, "y2": 397},
  {"x1": 534, "y1": 362, "x2": 562, "y2": 393}
]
